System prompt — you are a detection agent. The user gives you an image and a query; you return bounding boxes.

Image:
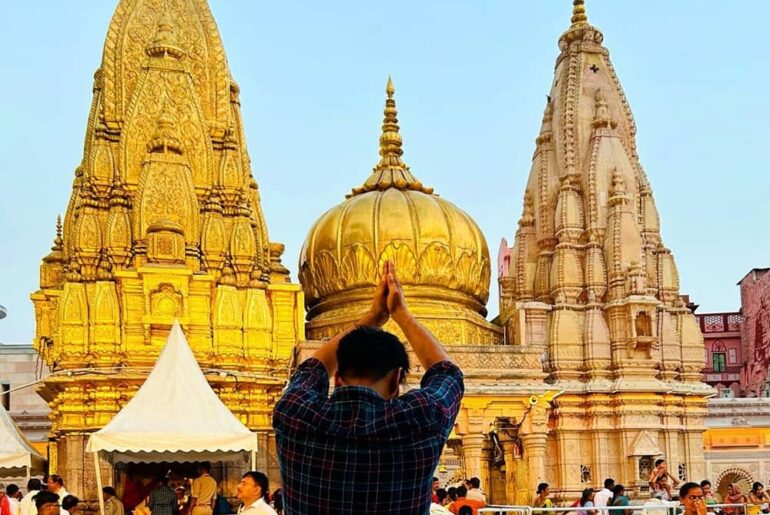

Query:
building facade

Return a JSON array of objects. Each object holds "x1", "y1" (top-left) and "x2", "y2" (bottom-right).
[
  {"x1": 0, "y1": 343, "x2": 50, "y2": 448},
  {"x1": 739, "y1": 269, "x2": 770, "y2": 397},
  {"x1": 695, "y1": 312, "x2": 743, "y2": 397}
]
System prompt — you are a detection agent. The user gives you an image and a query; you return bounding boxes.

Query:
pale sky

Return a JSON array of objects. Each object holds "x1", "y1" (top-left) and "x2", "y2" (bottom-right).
[{"x1": 1, "y1": 1, "x2": 768, "y2": 343}]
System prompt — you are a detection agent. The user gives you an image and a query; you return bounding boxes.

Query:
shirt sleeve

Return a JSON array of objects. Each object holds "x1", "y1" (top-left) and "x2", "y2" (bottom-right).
[
  {"x1": 191, "y1": 479, "x2": 200, "y2": 499},
  {"x1": 272, "y1": 358, "x2": 330, "y2": 434},
  {"x1": 399, "y1": 360, "x2": 464, "y2": 434}
]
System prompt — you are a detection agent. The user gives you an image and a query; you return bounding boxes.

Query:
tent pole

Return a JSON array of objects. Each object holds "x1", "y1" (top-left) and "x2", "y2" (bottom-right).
[
  {"x1": 25, "y1": 465, "x2": 30, "y2": 484},
  {"x1": 93, "y1": 452, "x2": 106, "y2": 515},
  {"x1": 251, "y1": 450, "x2": 256, "y2": 470}
]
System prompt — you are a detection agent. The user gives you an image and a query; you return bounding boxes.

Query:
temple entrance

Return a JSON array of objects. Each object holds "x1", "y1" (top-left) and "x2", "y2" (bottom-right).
[{"x1": 716, "y1": 467, "x2": 753, "y2": 500}]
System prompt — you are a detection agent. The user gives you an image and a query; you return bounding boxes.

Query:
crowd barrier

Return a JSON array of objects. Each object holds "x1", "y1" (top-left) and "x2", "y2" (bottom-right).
[{"x1": 478, "y1": 503, "x2": 748, "y2": 515}]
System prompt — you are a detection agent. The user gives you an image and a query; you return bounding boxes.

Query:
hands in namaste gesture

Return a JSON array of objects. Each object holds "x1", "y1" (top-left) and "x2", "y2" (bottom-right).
[{"x1": 367, "y1": 260, "x2": 409, "y2": 328}]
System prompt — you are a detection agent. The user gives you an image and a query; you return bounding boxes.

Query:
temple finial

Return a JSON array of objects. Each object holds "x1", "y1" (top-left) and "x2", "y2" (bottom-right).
[
  {"x1": 379, "y1": 76, "x2": 403, "y2": 160},
  {"x1": 53, "y1": 215, "x2": 63, "y2": 250},
  {"x1": 571, "y1": 0, "x2": 589, "y2": 27},
  {"x1": 147, "y1": 101, "x2": 183, "y2": 154}
]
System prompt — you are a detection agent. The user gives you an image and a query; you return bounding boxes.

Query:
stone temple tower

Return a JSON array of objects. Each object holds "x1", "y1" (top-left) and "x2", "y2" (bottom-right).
[
  {"x1": 30, "y1": 0, "x2": 304, "y2": 496},
  {"x1": 498, "y1": 0, "x2": 711, "y2": 493}
]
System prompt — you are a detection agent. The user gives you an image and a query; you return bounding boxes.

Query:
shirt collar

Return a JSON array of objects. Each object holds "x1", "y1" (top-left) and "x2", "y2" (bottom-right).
[{"x1": 244, "y1": 498, "x2": 267, "y2": 510}]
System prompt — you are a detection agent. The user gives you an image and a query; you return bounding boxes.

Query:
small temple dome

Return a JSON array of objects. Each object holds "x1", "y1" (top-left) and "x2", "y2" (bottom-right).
[{"x1": 299, "y1": 79, "x2": 499, "y2": 344}]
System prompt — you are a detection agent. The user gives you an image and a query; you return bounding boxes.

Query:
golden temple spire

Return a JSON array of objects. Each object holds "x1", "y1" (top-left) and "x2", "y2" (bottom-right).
[
  {"x1": 146, "y1": 9, "x2": 184, "y2": 59},
  {"x1": 571, "y1": 0, "x2": 589, "y2": 28},
  {"x1": 147, "y1": 102, "x2": 183, "y2": 154},
  {"x1": 348, "y1": 77, "x2": 433, "y2": 197},
  {"x1": 54, "y1": 215, "x2": 63, "y2": 250},
  {"x1": 379, "y1": 75, "x2": 403, "y2": 161}
]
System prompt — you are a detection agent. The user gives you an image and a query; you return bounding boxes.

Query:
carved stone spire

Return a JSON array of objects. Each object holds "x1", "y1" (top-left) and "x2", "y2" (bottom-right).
[
  {"x1": 147, "y1": 103, "x2": 183, "y2": 154},
  {"x1": 570, "y1": 0, "x2": 588, "y2": 28},
  {"x1": 349, "y1": 77, "x2": 433, "y2": 196}
]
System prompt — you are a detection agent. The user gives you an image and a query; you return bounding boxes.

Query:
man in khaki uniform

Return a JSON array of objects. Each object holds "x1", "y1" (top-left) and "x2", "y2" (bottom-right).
[{"x1": 189, "y1": 463, "x2": 217, "y2": 515}]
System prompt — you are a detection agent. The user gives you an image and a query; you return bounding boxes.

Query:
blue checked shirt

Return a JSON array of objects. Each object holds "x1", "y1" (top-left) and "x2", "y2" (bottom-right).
[{"x1": 273, "y1": 358, "x2": 464, "y2": 515}]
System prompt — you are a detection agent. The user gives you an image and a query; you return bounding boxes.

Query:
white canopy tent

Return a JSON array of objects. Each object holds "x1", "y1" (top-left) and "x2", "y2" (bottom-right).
[
  {"x1": 0, "y1": 403, "x2": 46, "y2": 481},
  {"x1": 87, "y1": 321, "x2": 258, "y2": 515}
]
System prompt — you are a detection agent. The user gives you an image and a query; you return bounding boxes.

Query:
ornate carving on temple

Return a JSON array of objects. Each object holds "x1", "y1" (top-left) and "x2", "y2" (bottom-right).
[
  {"x1": 30, "y1": 0, "x2": 304, "y2": 495},
  {"x1": 299, "y1": 78, "x2": 500, "y2": 344}
]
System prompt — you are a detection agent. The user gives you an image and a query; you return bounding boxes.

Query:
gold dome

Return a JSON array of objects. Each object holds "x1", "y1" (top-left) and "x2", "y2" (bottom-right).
[{"x1": 299, "y1": 79, "x2": 501, "y2": 344}]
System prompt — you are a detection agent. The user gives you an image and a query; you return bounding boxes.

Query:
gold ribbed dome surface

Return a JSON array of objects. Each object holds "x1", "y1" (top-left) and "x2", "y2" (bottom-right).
[{"x1": 299, "y1": 79, "x2": 500, "y2": 344}]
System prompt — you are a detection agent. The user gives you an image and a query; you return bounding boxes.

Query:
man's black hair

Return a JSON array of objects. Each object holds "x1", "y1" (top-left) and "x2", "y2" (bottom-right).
[
  {"x1": 448, "y1": 487, "x2": 458, "y2": 501},
  {"x1": 437, "y1": 488, "x2": 447, "y2": 503},
  {"x1": 458, "y1": 507, "x2": 473, "y2": 515},
  {"x1": 604, "y1": 478, "x2": 615, "y2": 489},
  {"x1": 470, "y1": 477, "x2": 480, "y2": 489},
  {"x1": 337, "y1": 326, "x2": 410, "y2": 384},
  {"x1": 102, "y1": 487, "x2": 117, "y2": 497},
  {"x1": 6, "y1": 485, "x2": 19, "y2": 496},
  {"x1": 700, "y1": 480, "x2": 711, "y2": 488},
  {"x1": 680, "y1": 482, "x2": 701, "y2": 499},
  {"x1": 433, "y1": 477, "x2": 439, "y2": 483},
  {"x1": 243, "y1": 471, "x2": 269, "y2": 500},
  {"x1": 456, "y1": 485, "x2": 468, "y2": 498},
  {"x1": 48, "y1": 475, "x2": 63, "y2": 487},
  {"x1": 62, "y1": 495, "x2": 79, "y2": 511},
  {"x1": 537, "y1": 483, "x2": 548, "y2": 494},
  {"x1": 27, "y1": 479, "x2": 42, "y2": 492},
  {"x1": 655, "y1": 459, "x2": 665, "y2": 467},
  {"x1": 34, "y1": 491, "x2": 59, "y2": 509},
  {"x1": 198, "y1": 462, "x2": 211, "y2": 472}
]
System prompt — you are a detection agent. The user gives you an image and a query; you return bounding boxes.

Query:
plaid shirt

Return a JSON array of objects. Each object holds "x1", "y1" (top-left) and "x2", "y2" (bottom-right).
[{"x1": 273, "y1": 358, "x2": 464, "y2": 515}]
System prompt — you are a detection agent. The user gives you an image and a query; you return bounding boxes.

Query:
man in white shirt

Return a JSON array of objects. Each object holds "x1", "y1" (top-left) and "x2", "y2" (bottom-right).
[
  {"x1": 594, "y1": 478, "x2": 616, "y2": 514},
  {"x1": 19, "y1": 479, "x2": 41, "y2": 515},
  {"x1": 466, "y1": 477, "x2": 487, "y2": 503},
  {"x1": 45, "y1": 476, "x2": 69, "y2": 505},
  {"x1": 236, "y1": 472, "x2": 276, "y2": 515},
  {"x1": 6, "y1": 485, "x2": 21, "y2": 515}
]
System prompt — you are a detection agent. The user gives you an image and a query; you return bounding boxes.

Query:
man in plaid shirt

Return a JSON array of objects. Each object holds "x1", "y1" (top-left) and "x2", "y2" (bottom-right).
[{"x1": 273, "y1": 262, "x2": 464, "y2": 514}]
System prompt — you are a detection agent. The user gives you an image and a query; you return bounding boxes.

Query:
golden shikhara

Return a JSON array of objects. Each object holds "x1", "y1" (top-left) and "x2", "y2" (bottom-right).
[
  {"x1": 30, "y1": 0, "x2": 303, "y2": 493},
  {"x1": 299, "y1": 78, "x2": 501, "y2": 344}
]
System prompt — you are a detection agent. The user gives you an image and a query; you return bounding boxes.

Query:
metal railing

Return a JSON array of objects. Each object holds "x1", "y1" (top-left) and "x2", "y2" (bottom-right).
[{"x1": 478, "y1": 503, "x2": 748, "y2": 515}]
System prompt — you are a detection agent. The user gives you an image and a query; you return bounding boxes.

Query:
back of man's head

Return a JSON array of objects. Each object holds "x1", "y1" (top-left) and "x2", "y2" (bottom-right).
[
  {"x1": 337, "y1": 327, "x2": 410, "y2": 384},
  {"x1": 102, "y1": 487, "x2": 117, "y2": 498},
  {"x1": 28, "y1": 479, "x2": 42, "y2": 492},
  {"x1": 457, "y1": 485, "x2": 468, "y2": 498},
  {"x1": 7, "y1": 485, "x2": 19, "y2": 497},
  {"x1": 604, "y1": 478, "x2": 615, "y2": 489},
  {"x1": 470, "y1": 477, "x2": 480, "y2": 489},
  {"x1": 35, "y1": 491, "x2": 59, "y2": 510}
]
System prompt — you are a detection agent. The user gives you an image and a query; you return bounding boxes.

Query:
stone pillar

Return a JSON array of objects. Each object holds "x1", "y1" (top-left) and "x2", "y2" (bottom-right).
[
  {"x1": 462, "y1": 434, "x2": 485, "y2": 481},
  {"x1": 481, "y1": 440, "x2": 493, "y2": 498},
  {"x1": 522, "y1": 433, "x2": 548, "y2": 496},
  {"x1": 499, "y1": 437, "x2": 519, "y2": 504}
]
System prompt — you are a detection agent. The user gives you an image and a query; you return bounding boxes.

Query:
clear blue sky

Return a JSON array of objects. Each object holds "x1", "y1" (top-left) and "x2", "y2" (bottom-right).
[{"x1": 1, "y1": 1, "x2": 768, "y2": 343}]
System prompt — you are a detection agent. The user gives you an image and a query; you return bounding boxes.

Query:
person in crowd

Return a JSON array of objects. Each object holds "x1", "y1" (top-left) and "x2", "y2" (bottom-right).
[
  {"x1": 273, "y1": 262, "x2": 464, "y2": 515},
  {"x1": 60, "y1": 495, "x2": 78, "y2": 515},
  {"x1": 432, "y1": 478, "x2": 441, "y2": 504},
  {"x1": 532, "y1": 483, "x2": 553, "y2": 514},
  {"x1": 34, "y1": 492, "x2": 60, "y2": 515},
  {"x1": 189, "y1": 463, "x2": 217, "y2": 515},
  {"x1": 466, "y1": 478, "x2": 486, "y2": 503},
  {"x1": 102, "y1": 487, "x2": 125, "y2": 515},
  {"x1": 19, "y1": 480, "x2": 42, "y2": 515},
  {"x1": 650, "y1": 460, "x2": 680, "y2": 500},
  {"x1": 447, "y1": 487, "x2": 458, "y2": 505},
  {"x1": 1, "y1": 485, "x2": 11, "y2": 515},
  {"x1": 594, "y1": 478, "x2": 615, "y2": 513},
  {"x1": 149, "y1": 476, "x2": 178, "y2": 515},
  {"x1": 174, "y1": 487, "x2": 188, "y2": 513},
  {"x1": 448, "y1": 486, "x2": 485, "y2": 515},
  {"x1": 236, "y1": 472, "x2": 275, "y2": 515},
  {"x1": 430, "y1": 488, "x2": 452, "y2": 515},
  {"x1": 44, "y1": 477, "x2": 68, "y2": 504},
  {"x1": 680, "y1": 482, "x2": 708, "y2": 515},
  {"x1": 611, "y1": 484, "x2": 631, "y2": 515},
  {"x1": 6, "y1": 485, "x2": 20, "y2": 515},
  {"x1": 270, "y1": 488, "x2": 282, "y2": 515},
  {"x1": 724, "y1": 484, "x2": 747, "y2": 515},
  {"x1": 748, "y1": 482, "x2": 770, "y2": 515},
  {"x1": 577, "y1": 488, "x2": 597, "y2": 515},
  {"x1": 458, "y1": 507, "x2": 473, "y2": 515},
  {"x1": 701, "y1": 481, "x2": 719, "y2": 508}
]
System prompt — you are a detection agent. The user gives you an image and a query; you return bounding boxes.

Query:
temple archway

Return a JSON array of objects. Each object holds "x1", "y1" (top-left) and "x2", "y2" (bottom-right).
[{"x1": 715, "y1": 467, "x2": 754, "y2": 500}]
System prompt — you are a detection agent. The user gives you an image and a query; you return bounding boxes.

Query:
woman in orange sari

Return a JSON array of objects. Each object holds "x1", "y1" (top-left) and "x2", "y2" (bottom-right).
[{"x1": 725, "y1": 484, "x2": 748, "y2": 515}]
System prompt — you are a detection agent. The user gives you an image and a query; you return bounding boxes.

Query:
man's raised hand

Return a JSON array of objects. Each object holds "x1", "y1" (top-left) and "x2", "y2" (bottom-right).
[
  {"x1": 367, "y1": 262, "x2": 390, "y2": 327},
  {"x1": 386, "y1": 261, "x2": 409, "y2": 324}
]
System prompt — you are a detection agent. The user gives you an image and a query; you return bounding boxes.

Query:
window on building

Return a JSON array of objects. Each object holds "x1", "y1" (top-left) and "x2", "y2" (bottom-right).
[
  {"x1": 1, "y1": 383, "x2": 9, "y2": 411},
  {"x1": 713, "y1": 352, "x2": 726, "y2": 372}
]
